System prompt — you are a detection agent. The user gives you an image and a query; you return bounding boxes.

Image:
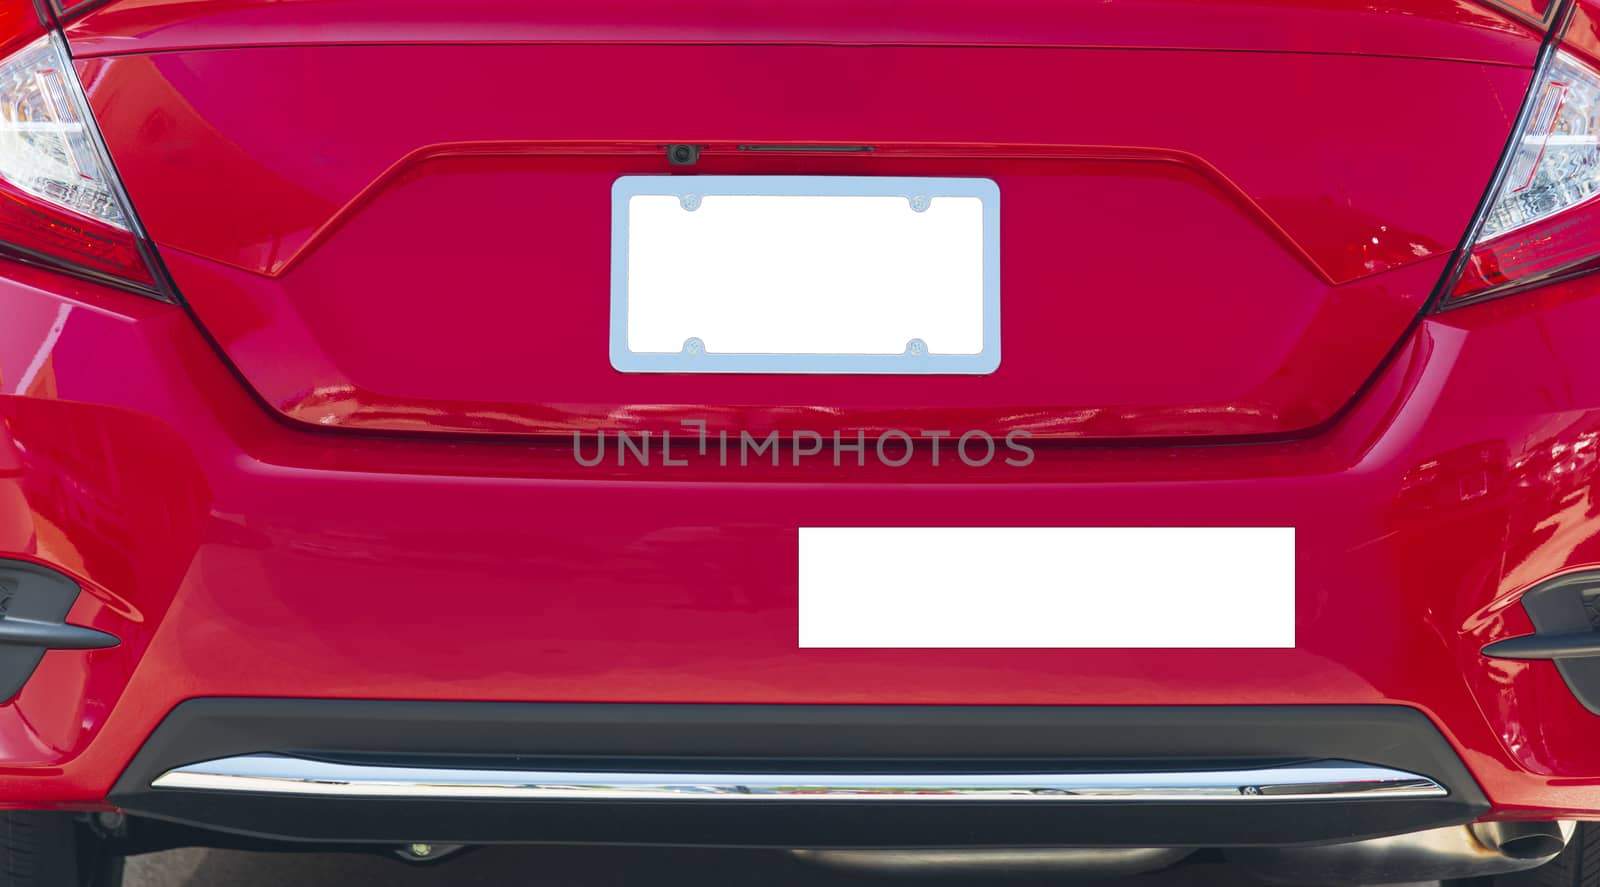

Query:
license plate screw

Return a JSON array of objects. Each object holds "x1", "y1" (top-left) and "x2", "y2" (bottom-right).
[
  {"x1": 679, "y1": 193, "x2": 702, "y2": 211},
  {"x1": 908, "y1": 194, "x2": 931, "y2": 212}
]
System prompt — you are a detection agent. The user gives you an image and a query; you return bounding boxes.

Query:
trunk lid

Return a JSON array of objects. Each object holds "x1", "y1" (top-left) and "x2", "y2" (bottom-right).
[{"x1": 72, "y1": 1, "x2": 1541, "y2": 439}]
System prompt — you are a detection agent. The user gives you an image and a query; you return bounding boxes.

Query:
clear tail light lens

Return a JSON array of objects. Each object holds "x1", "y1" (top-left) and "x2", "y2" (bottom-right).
[
  {"x1": 1450, "y1": 48, "x2": 1600, "y2": 303},
  {"x1": 0, "y1": 32, "x2": 155, "y2": 291}
]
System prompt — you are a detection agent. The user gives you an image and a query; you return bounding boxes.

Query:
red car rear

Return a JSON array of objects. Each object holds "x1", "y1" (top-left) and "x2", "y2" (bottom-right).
[{"x1": 5, "y1": 0, "x2": 1600, "y2": 884}]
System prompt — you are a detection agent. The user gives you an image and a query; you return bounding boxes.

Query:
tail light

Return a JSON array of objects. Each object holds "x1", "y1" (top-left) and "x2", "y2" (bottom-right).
[
  {"x1": 0, "y1": 30, "x2": 160, "y2": 296},
  {"x1": 1446, "y1": 5, "x2": 1600, "y2": 305}
]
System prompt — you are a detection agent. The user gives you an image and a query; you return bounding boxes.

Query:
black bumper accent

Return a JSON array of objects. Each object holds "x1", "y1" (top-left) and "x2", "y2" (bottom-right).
[
  {"x1": 108, "y1": 699, "x2": 1488, "y2": 848},
  {"x1": 1482, "y1": 571, "x2": 1600, "y2": 714},
  {"x1": 0, "y1": 560, "x2": 117, "y2": 702}
]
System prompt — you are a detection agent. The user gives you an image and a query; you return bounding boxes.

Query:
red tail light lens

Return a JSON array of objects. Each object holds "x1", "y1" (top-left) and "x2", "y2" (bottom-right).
[
  {"x1": 0, "y1": 32, "x2": 158, "y2": 294},
  {"x1": 1449, "y1": 47, "x2": 1600, "y2": 304}
]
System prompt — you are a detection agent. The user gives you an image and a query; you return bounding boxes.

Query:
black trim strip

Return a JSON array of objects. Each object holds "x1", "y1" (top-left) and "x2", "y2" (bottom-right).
[
  {"x1": 0, "y1": 618, "x2": 116, "y2": 649},
  {"x1": 1483, "y1": 631, "x2": 1600, "y2": 660},
  {"x1": 1482, "y1": 0, "x2": 1565, "y2": 29},
  {"x1": 108, "y1": 699, "x2": 1488, "y2": 848},
  {"x1": 0, "y1": 559, "x2": 114, "y2": 701},
  {"x1": 1485, "y1": 571, "x2": 1600, "y2": 714}
]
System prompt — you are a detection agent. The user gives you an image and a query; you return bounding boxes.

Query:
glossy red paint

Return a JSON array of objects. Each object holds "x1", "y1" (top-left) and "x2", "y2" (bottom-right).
[
  {"x1": 61, "y1": 0, "x2": 1542, "y2": 62},
  {"x1": 4, "y1": 257, "x2": 1600, "y2": 814},
  {"x1": 0, "y1": 0, "x2": 39, "y2": 55},
  {"x1": 84, "y1": 40, "x2": 1530, "y2": 439},
  {"x1": 1490, "y1": 0, "x2": 1561, "y2": 25},
  {"x1": 0, "y1": 0, "x2": 1598, "y2": 827}
]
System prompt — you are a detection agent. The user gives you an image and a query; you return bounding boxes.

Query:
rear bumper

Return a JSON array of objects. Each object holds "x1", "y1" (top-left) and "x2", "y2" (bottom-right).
[
  {"x1": 3, "y1": 260, "x2": 1600, "y2": 824},
  {"x1": 107, "y1": 700, "x2": 1481, "y2": 847}
]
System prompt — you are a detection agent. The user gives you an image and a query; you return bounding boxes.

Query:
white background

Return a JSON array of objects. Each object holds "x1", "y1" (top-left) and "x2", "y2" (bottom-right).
[
  {"x1": 799, "y1": 526, "x2": 1296, "y2": 648},
  {"x1": 626, "y1": 194, "x2": 985, "y2": 356}
]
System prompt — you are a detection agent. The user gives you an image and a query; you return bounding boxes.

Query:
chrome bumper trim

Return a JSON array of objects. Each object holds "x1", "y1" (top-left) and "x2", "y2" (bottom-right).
[{"x1": 150, "y1": 754, "x2": 1447, "y2": 802}]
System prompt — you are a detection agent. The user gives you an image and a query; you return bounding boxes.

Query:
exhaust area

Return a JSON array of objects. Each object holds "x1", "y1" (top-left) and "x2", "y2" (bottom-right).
[
  {"x1": 1226, "y1": 820, "x2": 1576, "y2": 884},
  {"x1": 790, "y1": 848, "x2": 1195, "y2": 877},
  {"x1": 790, "y1": 821, "x2": 1574, "y2": 883}
]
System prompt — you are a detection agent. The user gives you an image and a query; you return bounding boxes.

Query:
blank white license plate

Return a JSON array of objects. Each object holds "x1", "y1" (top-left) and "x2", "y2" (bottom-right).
[
  {"x1": 610, "y1": 176, "x2": 1000, "y2": 374},
  {"x1": 798, "y1": 527, "x2": 1296, "y2": 649}
]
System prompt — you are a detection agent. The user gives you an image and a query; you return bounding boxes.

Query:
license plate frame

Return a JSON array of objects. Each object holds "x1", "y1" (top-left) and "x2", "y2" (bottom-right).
[{"x1": 609, "y1": 175, "x2": 1000, "y2": 375}]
